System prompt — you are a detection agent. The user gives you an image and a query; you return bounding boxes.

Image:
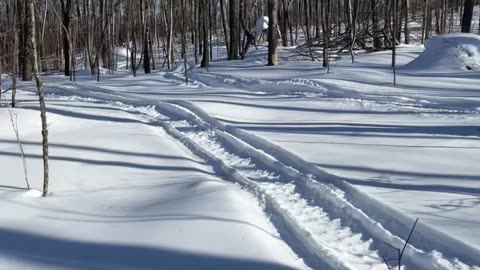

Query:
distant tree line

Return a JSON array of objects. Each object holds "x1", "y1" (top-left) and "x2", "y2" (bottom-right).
[{"x1": 0, "y1": 0, "x2": 478, "y2": 78}]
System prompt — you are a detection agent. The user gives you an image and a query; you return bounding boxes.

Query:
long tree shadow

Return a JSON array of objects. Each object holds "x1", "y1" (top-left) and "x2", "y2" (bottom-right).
[
  {"x1": 20, "y1": 106, "x2": 143, "y2": 124},
  {"x1": 0, "y1": 139, "x2": 207, "y2": 165},
  {"x1": 317, "y1": 163, "x2": 480, "y2": 185},
  {"x1": 236, "y1": 122, "x2": 480, "y2": 138},
  {"x1": 0, "y1": 185, "x2": 28, "y2": 191},
  {"x1": 0, "y1": 227, "x2": 297, "y2": 270},
  {"x1": 0, "y1": 151, "x2": 215, "y2": 175},
  {"x1": 344, "y1": 177, "x2": 480, "y2": 196}
]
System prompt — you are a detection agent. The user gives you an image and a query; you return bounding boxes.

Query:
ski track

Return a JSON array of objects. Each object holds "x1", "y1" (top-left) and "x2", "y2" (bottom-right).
[{"x1": 16, "y1": 80, "x2": 480, "y2": 270}]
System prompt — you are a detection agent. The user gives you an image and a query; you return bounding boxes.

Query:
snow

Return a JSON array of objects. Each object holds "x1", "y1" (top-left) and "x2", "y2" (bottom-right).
[
  {"x1": 185, "y1": 45, "x2": 480, "y2": 254},
  {"x1": 0, "y1": 92, "x2": 307, "y2": 270},
  {"x1": 1, "y1": 31, "x2": 480, "y2": 270},
  {"x1": 402, "y1": 33, "x2": 480, "y2": 72},
  {"x1": 255, "y1": 16, "x2": 269, "y2": 40}
]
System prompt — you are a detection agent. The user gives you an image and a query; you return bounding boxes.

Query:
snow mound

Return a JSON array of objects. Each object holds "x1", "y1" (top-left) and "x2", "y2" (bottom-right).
[
  {"x1": 254, "y1": 16, "x2": 269, "y2": 39},
  {"x1": 402, "y1": 33, "x2": 480, "y2": 72},
  {"x1": 22, "y1": 189, "x2": 43, "y2": 198}
]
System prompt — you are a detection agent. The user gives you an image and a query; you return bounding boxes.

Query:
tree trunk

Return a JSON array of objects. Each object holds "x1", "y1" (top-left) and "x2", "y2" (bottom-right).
[
  {"x1": 281, "y1": 0, "x2": 289, "y2": 46},
  {"x1": 268, "y1": 0, "x2": 278, "y2": 66},
  {"x1": 167, "y1": 0, "x2": 174, "y2": 68},
  {"x1": 461, "y1": 0, "x2": 474, "y2": 33},
  {"x1": 403, "y1": 0, "x2": 410, "y2": 44},
  {"x1": 12, "y1": 0, "x2": 19, "y2": 107},
  {"x1": 220, "y1": 0, "x2": 230, "y2": 56},
  {"x1": 322, "y1": 0, "x2": 331, "y2": 69},
  {"x1": 201, "y1": 0, "x2": 210, "y2": 68},
  {"x1": 228, "y1": 0, "x2": 239, "y2": 60},
  {"x1": 303, "y1": 0, "x2": 311, "y2": 42},
  {"x1": 392, "y1": 0, "x2": 397, "y2": 85},
  {"x1": 371, "y1": 0, "x2": 383, "y2": 49},
  {"x1": 61, "y1": 0, "x2": 72, "y2": 76},
  {"x1": 421, "y1": 0, "x2": 428, "y2": 44},
  {"x1": 28, "y1": 0, "x2": 50, "y2": 197},
  {"x1": 143, "y1": 0, "x2": 151, "y2": 74},
  {"x1": 182, "y1": 0, "x2": 189, "y2": 83},
  {"x1": 22, "y1": 0, "x2": 33, "y2": 81}
]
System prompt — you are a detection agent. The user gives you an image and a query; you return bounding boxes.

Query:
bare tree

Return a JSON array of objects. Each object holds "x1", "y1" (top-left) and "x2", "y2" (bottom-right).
[
  {"x1": 201, "y1": 0, "x2": 210, "y2": 68},
  {"x1": 461, "y1": 0, "x2": 474, "y2": 33},
  {"x1": 28, "y1": 0, "x2": 50, "y2": 197},
  {"x1": 228, "y1": 0, "x2": 240, "y2": 60},
  {"x1": 22, "y1": 0, "x2": 33, "y2": 81},
  {"x1": 268, "y1": 0, "x2": 278, "y2": 66},
  {"x1": 60, "y1": 0, "x2": 72, "y2": 76}
]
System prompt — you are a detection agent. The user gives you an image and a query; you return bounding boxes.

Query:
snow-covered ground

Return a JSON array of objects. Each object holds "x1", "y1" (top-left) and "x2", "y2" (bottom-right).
[
  {"x1": 1, "y1": 33, "x2": 479, "y2": 270},
  {"x1": 0, "y1": 93, "x2": 307, "y2": 270}
]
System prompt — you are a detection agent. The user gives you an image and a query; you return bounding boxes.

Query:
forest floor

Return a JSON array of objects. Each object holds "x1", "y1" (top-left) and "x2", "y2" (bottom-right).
[{"x1": 1, "y1": 40, "x2": 480, "y2": 270}]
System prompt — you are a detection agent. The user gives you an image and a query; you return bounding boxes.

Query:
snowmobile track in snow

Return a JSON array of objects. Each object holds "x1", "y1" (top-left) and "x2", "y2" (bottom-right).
[
  {"x1": 156, "y1": 101, "x2": 480, "y2": 270},
  {"x1": 162, "y1": 119, "x2": 383, "y2": 270}
]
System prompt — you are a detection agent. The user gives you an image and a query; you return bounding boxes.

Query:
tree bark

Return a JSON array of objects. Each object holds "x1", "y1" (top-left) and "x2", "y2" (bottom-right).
[
  {"x1": 22, "y1": 0, "x2": 33, "y2": 81},
  {"x1": 371, "y1": 0, "x2": 383, "y2": 49},
  {"x1": 303, "y1": 0, "x2": 311, "y2": 42},
  {"x1": 61, "y1": 0, "x2": 72, "y2": 76},
  {"x1": 201, "y1": 0, "x2": 210, "y2": 68},
  {"x1": 268, "y1": 0, "x2": 278, "y2": 66},
  {"x1": 167, "y1": 0, "x2": 174, "y2": 68},
  {"x1": 322, "y1": 0, "x2": 331, "y2": 69},
  {"x1": 228, "y1": 0, "x2": 239, "y2": 60},
  {"x1": 219, "y1": 0, "x2": 230, "y2": 56},
  {"x1": 28, "y1": 0, "x2": 50, "y2": 197},
  {"x1": 11, "y1": 0, "x2": 19, "y2": 107},
  {"x1": 143, "y1": 0, "x2": 151, "y2": 73},
  {"x1": 461, "y1": 0, "x2": 474, "y2": 33},
  {"x1": 403, "y1": 0, "x2": 410, "y2": 44}
]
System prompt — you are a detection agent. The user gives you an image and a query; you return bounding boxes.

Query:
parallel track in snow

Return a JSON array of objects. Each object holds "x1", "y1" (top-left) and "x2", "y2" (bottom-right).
[
  {"x1": 163, "y1": 120, "x2": 384, "y2": 270},
  {"x1": 155, "y1": 101, "x2": 479, "y2": 270}
]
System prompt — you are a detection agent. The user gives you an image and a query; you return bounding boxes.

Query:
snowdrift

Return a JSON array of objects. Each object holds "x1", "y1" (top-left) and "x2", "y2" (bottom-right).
[{"x1": 402, "y1": 33, "x2": 480, "y2": 72}]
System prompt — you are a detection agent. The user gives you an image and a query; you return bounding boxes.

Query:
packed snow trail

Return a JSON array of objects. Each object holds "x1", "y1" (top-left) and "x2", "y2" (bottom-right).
[{"x1": 167, "y1": 120, "x2": 384, "y2": 270}]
